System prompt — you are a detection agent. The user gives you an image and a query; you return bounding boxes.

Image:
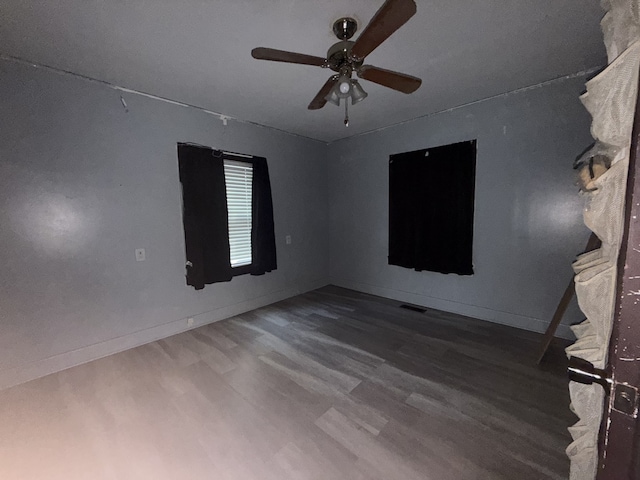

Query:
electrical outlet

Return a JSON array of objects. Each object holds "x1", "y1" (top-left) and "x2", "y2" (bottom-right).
[
  {"x1": 285, "y1": 235, "x2": 292, "y2": 245},
  {"x1": 135, "y1": 248, "x2": 146, "y2": 261},
  {"x1": 187, "y1": 317, "x2": 194, "y2": 327}
]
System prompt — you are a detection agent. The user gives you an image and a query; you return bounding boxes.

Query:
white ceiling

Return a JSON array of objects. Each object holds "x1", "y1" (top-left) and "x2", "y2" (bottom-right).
[{"x1": 0, "y1": 0, "x2": 606, "y2": 142}]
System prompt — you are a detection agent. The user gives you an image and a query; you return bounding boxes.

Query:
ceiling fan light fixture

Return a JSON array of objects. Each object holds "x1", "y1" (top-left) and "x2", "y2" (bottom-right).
[
  {"x1": 325, "y1": 88, "x2": 341, "y2": 106},
  {"x1": 339, "y1": 79, "x2": 351, "y2": 95},
  {"x1": 350, "y1": 80, "x2": 368, "y2": 105},
  {"x1": 336, "y1": 73, "x2": 352, "y2": 98}
]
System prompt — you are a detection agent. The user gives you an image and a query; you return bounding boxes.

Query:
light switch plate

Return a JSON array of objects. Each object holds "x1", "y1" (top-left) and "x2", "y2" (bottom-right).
[{"x1": 135, "y1": 248, "x2": 146, "y2": 261}]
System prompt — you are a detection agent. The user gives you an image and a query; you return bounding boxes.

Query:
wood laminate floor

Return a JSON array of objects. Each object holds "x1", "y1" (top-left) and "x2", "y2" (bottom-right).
[{"x1": 0, "y1": 286, "x2": 574, "y2": 480}]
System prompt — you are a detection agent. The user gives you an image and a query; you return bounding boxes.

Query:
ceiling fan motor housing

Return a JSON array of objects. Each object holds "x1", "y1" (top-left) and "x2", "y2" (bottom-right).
[{"x1": 327, "y1": 41, "x2": 363, "y2": 72}]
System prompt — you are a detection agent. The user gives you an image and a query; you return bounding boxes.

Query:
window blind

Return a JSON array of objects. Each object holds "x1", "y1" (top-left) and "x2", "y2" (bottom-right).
[{"x1": 223, "y1": 160, "x2": 253, "y2": 267}]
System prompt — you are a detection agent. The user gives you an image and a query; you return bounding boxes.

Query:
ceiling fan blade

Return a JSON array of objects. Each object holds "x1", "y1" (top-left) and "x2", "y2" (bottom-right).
[
  {"x1": 350, "y1": 0, "x2": 417, "y2": 60},
  {"x1": 358, "y1": 65, "x2": 422, "y2": 93},
  {"x1": 251, "y1": 47, "x2": 326, "y2": 67},
  {"x1": 308, "y1": 76, "x2": 338, "y2": 110}
]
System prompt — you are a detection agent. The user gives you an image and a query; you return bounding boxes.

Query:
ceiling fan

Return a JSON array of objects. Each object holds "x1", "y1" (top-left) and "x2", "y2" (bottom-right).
[{"x1": 251, "y1": 0, "x2": 422, "y2": 126}]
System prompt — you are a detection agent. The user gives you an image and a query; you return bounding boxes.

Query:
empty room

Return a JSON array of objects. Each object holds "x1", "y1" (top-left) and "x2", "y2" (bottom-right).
[{"x1": 1, "y1": 0, "x2": 639, "y2": 479}]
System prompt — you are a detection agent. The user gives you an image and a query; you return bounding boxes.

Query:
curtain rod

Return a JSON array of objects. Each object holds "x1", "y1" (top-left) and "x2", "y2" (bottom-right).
[
  {"x1": 223, "y1": 151, "x2": 253, "y2": 159},
  {"x1": 179, "y1": 142, "x2": 254, "y2": 159}
]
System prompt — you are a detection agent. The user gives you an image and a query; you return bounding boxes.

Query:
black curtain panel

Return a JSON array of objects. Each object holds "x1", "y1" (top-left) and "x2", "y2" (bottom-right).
[
  {"x1": 388, "y1": 140, "x2": 476, "y2": 275},
  {"x1": 178, "y1": 144, "x2": 233, "y2": 289},
  {"x1": 250, "y1": 156, "x2": 277, "y2": 275}
]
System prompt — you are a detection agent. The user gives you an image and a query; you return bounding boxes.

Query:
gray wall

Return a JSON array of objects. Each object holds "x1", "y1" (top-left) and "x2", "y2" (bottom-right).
[
  {"x1": 327, "y1": 75, "x2": 593, "y2": 338},
  {"x1": 0, "y1": 58, "x2": 594, "y2": 389},
  {"x1": 0, "y1": 59, "x2": 329, "y2": 389}
]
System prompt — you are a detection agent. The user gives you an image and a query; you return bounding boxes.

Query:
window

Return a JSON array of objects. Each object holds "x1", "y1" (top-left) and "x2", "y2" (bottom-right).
[
  {"x1": 177, "y1": 144, "x2": 277, "y2": 290},
  {"x1": 388, "y1": 140, "x2": 476, "y2": 275},
  {"x1": 223, "y1": 160, "x2": 253, "y2": 268}
]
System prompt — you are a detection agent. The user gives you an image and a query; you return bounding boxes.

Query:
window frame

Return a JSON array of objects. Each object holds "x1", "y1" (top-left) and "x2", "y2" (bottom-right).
[{"x1": 178, "y1": 142, "x2": 277, "y2": 289}]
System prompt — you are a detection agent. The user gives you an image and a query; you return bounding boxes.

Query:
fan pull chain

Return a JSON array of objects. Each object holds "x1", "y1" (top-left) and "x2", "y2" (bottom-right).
[{"x1": 344, "y1": 99, "x2": 349, "y2": 127}]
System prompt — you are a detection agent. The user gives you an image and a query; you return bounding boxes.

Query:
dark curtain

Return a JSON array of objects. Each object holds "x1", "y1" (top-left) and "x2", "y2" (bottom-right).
[
  {"x1": 388, "y1": 140, "x2": 476, "y2": 275},
  {"x1": 178, "y1": 144, "x2": 232, "y2": 289},
  {"x1": 250, "y1": 156, "x2": 277, "y2": 275}
]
